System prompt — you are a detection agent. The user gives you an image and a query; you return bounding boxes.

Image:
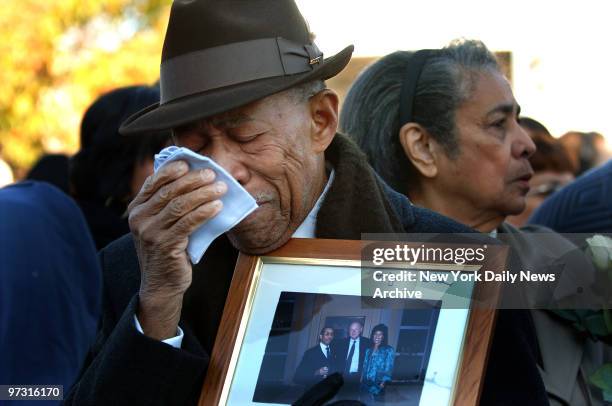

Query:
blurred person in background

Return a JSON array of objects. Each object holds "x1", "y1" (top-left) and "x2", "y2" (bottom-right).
[
  {"x1": 0, "y1": 181, "x2": 101, "y2": 403},
  {"x1": 70, "y1": 85, "x2": 170, "y2": 250},
  {"x1": 0, "y1": 144, "x2": 14, "y2": 187},
  {"x1": 518, "y1": 117, "x2": 554, "y2": 141},
  {"x1": 506, "y1": 118, "x2": 575, "y2": 226},
  {"x1": 530, "y1": 159, "x2": 612, "y2": 233},
  {"x1": 560, "y1": 131, "x2": 609, "y2": 176},
  {"x1": 26, "y1": 153, "x2": 70, "y2": 194},
  {"x1": 340, "y1": 39, "x2": 609, "y2": 405}
]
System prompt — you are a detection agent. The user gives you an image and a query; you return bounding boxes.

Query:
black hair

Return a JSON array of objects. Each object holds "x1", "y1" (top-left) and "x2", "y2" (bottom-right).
[
  {"x1": 519, "y1": 117, "x2": 553, "y2": 139},
  {"x1": 370, "y1": 323, "x2": 389, "y2": 346},
  {"x1": 26, "y1": 154, "x2": 70, "y2": 194},
  {"x1": 70, "y1": 85, "x2": 169, "y2": 213}
]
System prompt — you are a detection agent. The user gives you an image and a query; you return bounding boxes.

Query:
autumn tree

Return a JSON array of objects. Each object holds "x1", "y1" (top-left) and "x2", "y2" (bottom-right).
[{"x1": 0, "y1": 0, "x2": 170, "y2": 176}]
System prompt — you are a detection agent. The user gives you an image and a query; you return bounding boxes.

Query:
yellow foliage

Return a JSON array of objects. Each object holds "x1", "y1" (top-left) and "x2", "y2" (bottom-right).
[{"x1": 0, "y1": 0, "x2": 170, "y2": 176}]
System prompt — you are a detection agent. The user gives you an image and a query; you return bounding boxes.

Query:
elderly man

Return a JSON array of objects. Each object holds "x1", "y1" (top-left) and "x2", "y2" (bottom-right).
[
  {"x1": 335, "y1": 321, "x2": 370, "y2": 378},
  {"x1": 333, "y1": 321, "x2": 371, "y2": 399},
  {"x1": 66, "y1": 1, "x2": 471, "y2": 404}
]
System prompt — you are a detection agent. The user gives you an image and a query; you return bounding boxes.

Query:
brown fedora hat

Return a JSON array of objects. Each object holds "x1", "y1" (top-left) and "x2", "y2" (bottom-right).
[{"x1": 120, "y1": 0, "x2": 353, "y2": 135}]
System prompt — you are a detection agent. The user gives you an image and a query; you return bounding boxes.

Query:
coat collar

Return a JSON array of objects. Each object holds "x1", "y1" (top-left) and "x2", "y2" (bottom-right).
[{"x1": 315, "y1": 133, "x2": 407, "y2": 239}]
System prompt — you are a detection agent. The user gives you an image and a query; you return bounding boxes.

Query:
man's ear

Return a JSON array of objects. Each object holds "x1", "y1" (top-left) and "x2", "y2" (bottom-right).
[
  {"x1": 309, "y1": 89, "x2": 338, "y2": 153},
  {"x1": 398, "y1": 122, "x2": 438, "y2": 178}
]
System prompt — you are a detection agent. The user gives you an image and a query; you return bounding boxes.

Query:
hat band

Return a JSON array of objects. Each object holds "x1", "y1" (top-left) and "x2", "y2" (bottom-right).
[{"x1": 160, "y1": 37, "x2": 323, "y2": 104}]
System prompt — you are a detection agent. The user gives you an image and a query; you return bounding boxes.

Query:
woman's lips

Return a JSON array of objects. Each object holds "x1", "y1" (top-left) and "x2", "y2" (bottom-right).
[{"x1": 514, "y1": 173, "x2": 533, "y2": 190}]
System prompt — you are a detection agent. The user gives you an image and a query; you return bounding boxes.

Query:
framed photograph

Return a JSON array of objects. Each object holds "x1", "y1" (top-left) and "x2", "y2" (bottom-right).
[{"x1": 199, "y1": 239, "x2": 506, "y2": 406}]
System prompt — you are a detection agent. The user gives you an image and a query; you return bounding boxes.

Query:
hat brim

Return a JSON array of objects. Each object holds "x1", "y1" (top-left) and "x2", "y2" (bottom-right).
[{"x1": 120, "y1": 45, "x2": 354, "y2": 135}]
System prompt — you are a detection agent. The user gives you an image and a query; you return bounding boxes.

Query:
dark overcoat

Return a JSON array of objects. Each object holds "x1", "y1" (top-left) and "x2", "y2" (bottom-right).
[{"x1": 293, "y1": 344, "x2": 335, "y2": 387}]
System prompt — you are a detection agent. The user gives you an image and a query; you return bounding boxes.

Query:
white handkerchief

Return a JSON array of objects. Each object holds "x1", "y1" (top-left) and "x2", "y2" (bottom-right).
[{"x1": 154, "y1": 146, "x2": 258, "y2": 264}]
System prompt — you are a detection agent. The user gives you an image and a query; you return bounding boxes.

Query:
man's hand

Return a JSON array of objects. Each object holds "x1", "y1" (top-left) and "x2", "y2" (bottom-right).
[
  {"x1": 315, "y1": 367, "x2": 329, "y2": 376},
  {"x1": 128, "y1": 161, "x2": 227, "y2": 340}
]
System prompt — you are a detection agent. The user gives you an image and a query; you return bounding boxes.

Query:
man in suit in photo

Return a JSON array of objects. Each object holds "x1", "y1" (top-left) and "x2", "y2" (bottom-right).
[
  {"x1": 333, "y1": 320, "x2": 371, "y2": 398},
  {"x1": 293, "y1": 327, "x2": 336, "y2": 388}
]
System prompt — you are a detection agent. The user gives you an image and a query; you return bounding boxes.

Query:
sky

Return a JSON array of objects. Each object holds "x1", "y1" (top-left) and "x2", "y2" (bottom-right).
[{"x1": 295, "y1": 0, "x2": 612, "y2": 141}]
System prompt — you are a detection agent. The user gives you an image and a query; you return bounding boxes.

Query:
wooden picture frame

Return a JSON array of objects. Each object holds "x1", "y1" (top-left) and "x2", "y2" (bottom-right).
[{"x1": 199, "y1": 238, "x2": 506, "y2": 405}]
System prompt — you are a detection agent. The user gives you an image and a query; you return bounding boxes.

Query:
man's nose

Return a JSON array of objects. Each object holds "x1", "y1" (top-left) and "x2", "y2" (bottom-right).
[{"x1": 207, "y1": 140, "x2": 251, "y2": 185}]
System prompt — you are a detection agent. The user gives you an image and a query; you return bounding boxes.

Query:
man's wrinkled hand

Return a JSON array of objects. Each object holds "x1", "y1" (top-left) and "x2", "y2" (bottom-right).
[{"x1": 127, "y1": 160, "x2": 227, "y2": 340}]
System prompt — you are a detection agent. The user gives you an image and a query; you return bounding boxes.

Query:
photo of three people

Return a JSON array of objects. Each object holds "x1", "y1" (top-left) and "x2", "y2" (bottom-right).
[
  {"x1": 294, "y1": 320, "x2": 395, "y2": 402},
  {"x1": 253, "y1": 292, "x2": 442, "y2": 405}
]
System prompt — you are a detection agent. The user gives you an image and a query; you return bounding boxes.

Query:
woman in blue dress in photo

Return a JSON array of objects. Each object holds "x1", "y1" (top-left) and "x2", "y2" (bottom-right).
[{"x1": 361, "y1": 323, "x2": 395, "y2": 402}]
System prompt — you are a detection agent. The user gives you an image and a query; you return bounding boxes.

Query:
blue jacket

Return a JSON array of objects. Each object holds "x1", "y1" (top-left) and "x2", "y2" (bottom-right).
[
  {"x1": 361, "y1": 345, "x2": 395, "y2": 395},
  {"x1": 530, "y1": 160, "x2": 612, "y2": 232},
  {"x1": 0, "y1": 181, "x2": 101, "y2": 402}
]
